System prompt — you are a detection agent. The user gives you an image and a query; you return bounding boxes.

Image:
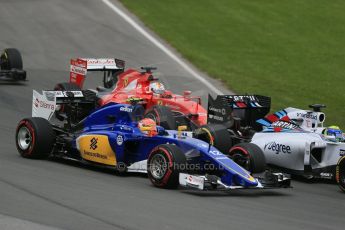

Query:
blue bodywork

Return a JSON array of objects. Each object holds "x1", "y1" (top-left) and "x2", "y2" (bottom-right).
[{"x1": 71, "y1": 103, "x2": 258, "y2": 188}]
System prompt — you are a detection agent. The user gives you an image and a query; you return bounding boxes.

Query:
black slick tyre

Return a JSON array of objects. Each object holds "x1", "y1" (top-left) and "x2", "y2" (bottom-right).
[
  {"x1": 229, "y1": 143, "x2": 266, "y2": 173},
  {"x1": 147, "y1": 144, "x2": 186, "y2": 189},
  {"x1": 54, "y1": 82, "x2": 81, "y2": 91},
  {"x1": 15, "y1": 117, "x2": 55, "y2": 159},
  {"x1": 53, "y1": 82, "x2": 82, "y2": 121},
  {"x1": 193, "y1": 124, "x2": 232, "y2": 154},
  {"x1": 0, "y1": 48, "x2": 23, "y2": 70},
  {"x1": 336, "y1": 156, "x2": 345, "y2": 193}
]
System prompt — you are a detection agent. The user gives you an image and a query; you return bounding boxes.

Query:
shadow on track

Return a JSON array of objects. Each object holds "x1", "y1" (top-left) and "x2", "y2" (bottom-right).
[
  {"x1": 48, "y1": 157, "x2": 147, "y2": 178},
  {"x1": 291, "y1": 175, "x2": 337, "y2": 185},
  {"x1": 48, "y1": 157, "x2": 294, "y2": 196},
  {"x1": 180, "y1": 188, "x2": 291, "y2": 197}
]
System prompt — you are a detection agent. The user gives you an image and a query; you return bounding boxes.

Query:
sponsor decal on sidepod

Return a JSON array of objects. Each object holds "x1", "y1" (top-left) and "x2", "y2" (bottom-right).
[{"x1": 264, "y1": 142, "x2": 292, "y2": 154}]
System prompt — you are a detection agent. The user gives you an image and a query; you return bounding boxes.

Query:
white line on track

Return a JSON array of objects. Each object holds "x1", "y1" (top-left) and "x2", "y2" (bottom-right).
[{"x1": 102, "y1": 0, "x2": 223, "y2": 95}]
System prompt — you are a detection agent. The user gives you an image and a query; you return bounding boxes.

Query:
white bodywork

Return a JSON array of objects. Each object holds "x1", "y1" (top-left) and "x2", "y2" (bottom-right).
[
  {"x1": 252, "y1": 132, "x2": 345, "y2": 178},
  {"x1": 252, "y1": 107, "x2": 345, "y2": 179},
  {"x1": 32, "y1": 90, "x2": 84, "y2": 120},
  {"x1": 81, "y1": 58, "x2": 122, "y2": 70},
  {"x1": 284, "y1": 107, "x2": 325, "y2": 132},
  {"x1": 32, "y1": 90, "x2": 56, "y2": 120}
]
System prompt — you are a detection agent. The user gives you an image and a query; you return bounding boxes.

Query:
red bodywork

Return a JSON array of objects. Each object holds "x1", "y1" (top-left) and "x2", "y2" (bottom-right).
[{"x1": 99, "y1": 69, "x2": 207, "y2": 127}]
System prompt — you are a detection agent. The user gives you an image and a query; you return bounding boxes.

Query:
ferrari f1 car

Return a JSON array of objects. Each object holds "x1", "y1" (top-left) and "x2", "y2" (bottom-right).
[
  {"x1": 15, "y1": 89, "x2": 290, "y2": 191},
  {"x1": 0, "y1": 48, "x2": 26, "y2": 81},
  {"x1": 54, "y1": 58, "x2": 207, "y2": 130}
]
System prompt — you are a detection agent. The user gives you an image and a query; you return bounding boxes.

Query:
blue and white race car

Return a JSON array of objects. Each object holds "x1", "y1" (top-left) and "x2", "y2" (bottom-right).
[{"x1": 15, "y1": 89, "x2": 290, "y2": 190}]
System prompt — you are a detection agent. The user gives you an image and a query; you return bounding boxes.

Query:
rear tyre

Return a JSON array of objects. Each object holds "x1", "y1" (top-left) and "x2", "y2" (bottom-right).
[
  {"x1": 148, "y1": 144, "x2": 186, "y2": 189},
  {"x1": 131, "y1": 105, "x2": 145, "y2": 122},
  {"x1": 145, "y1": 105, "x2": 176, "y2": 130},
  {"x1": 15, "y1": 117, "x2": 55, "y2": 159},
  {"x1": 193, "y1": 124, "x2": 232, "y2": 154},
  {"x1": 336, "y1": 156, "x2": 345, "y2": 193},
  {"x1": 0, "y1": 48, "x2": 23, "y2": 70},
  {"x1": 53, "y1": 82, "x2": 82, "y2": 121},
  {"x1": 54, "y1": 82, "x2": 81, "y2": 91},
  {"x1": 229, "y1": 143, "x2": 266, "y2": 173}
]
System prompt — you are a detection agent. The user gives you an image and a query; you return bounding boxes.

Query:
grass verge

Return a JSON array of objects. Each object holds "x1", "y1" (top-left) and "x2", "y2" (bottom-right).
[{"x1": 120, "y1": 0, "x2": 345, "y2": 128}]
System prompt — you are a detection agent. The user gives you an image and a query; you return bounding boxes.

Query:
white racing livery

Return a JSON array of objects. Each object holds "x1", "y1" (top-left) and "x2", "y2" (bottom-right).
[
  {"x1": 69, "y1": 57, "x2": 125, "y2": 89},
  {"x1": 32, "y1": 90, "x2": 84, "y2": 120},
  {"x1": 251, "y1": 104, "x2": 345, "y2": 180}
]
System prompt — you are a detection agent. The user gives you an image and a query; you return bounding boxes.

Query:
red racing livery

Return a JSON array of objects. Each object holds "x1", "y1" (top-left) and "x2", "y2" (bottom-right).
[{"x1": 68, "y1": 58, "x2": 207, "y2": 130}]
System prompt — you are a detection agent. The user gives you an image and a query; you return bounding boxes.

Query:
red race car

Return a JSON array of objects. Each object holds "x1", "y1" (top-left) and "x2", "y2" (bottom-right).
[{"x1": 56, "y1": 58, "x2": 207, "y2": 130}]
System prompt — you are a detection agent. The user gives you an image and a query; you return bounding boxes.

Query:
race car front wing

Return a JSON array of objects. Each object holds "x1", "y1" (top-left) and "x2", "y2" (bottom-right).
[
  {"x1": 0, "y1": 69, "x2": 26, "y2": 81},
  {"x1": 179, "y1": 171, "x2": 291, "y2": 191}
]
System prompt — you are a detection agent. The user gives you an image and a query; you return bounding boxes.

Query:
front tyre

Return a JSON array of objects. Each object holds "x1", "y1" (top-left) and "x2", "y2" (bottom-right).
[
  {"x1": 193, "y1": 124, "x2": 232, "y2": 154},
  {"x1": 148, "y1": 144, "x2": 186, "y2": 189},
  {"x1": 54, "y1": 82, "x2": 81, "y2": 91},
  {"x1": 0, "y1": 48, "x2": 23, "y2": 70},
  {"x1": 229, "y1": 143, "x2": 266, "y2": 173},
  {"x1": 15, "y1": 117, "x2": 55, "y2": 159},
  {"x1": 336, "y1": 156, "x2": 345, "y2": 193}
]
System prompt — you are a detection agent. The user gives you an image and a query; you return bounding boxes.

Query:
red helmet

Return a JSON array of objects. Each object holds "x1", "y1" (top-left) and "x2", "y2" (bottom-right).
[{"x1": 138, "y1": 118, "x2": 158, "y2": 137}]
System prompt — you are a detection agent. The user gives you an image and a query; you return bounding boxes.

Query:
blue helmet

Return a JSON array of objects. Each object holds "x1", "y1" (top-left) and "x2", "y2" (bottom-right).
[{"x1": 323, "y1": 126, "x2": 343, "y2": 142}]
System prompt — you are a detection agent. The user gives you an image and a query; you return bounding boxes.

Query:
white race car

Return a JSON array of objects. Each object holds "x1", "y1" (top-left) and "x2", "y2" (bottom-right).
[
  {"x1": 194, "y1": 96, "x2": 344, "y2": 191},
  {"x1": 247, "y1": 105, "x2": 345, "y2": 183}
]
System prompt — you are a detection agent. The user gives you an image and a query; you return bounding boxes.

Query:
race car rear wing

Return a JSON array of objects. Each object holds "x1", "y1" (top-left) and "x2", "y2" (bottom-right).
[
  {"x1": 32, "y1": 90, "x2": 95, "y2": 120},
  {"x1": 70, "y1": 58, "x2": 125, "y2": 88},
  {"x1": 207, "y1": 94, "x2": 271, "y2": 130}
]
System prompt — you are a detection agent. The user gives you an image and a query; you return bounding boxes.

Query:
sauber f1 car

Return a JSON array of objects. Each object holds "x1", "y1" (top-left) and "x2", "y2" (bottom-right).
[
  {"x1": 15, "y1": 89, "x2": 290, "y2": 191},
  {"x1": 55, "y1": 58, "x2": 207, "y2": 130},
  {"x1": 251, "y1": 105, "x2": 345, "y2": 181},
  {"x1": 0, "y1": 48, "x2": 26, "y2": 81}
]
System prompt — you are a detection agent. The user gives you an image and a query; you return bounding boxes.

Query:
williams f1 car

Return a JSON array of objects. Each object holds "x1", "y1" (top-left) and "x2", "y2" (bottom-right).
[
  {"x1": 55, "y1": 58, "x2": 207, "y2": 130},
  {"x1": 191, "y1": 95, "x2": 345, "y2": 185},
  {"x1": 0, "y1": 48, "x2": 26, "y2": 81},
  {"x1": 15, "y1": 89, "x2": 290, "y2": 191},
  {"x1": 251, "y1": 105, "x2": 345, "y2": 181}
]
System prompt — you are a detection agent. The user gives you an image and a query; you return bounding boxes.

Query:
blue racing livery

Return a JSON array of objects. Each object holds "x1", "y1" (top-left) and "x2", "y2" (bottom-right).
[
  {"x1": 16, "y1": 93, "x2": 290, "y2": 191},
  {"x1": 76, "y1": 103, "x2": 257, "y2": 187}
]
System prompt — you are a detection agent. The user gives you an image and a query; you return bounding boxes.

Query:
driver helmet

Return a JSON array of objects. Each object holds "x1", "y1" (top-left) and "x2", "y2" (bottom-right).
[
  {"x1": 149, "y1": 81, "x2": 166, "y2": 95},
  {"x1": 138, "y1": 118, "x2": 158, "y2": 137},
  {"x1": 322, "y1": 125, "x2": 343, "y2": 142}
]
